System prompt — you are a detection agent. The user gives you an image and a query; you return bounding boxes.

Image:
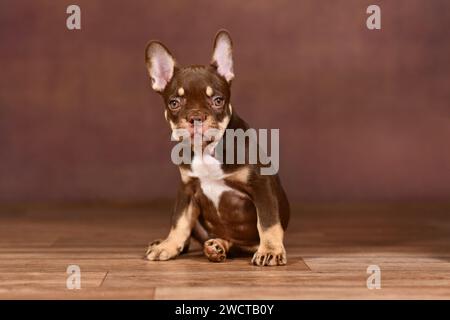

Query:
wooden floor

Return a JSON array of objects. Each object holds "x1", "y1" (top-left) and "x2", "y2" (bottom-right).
[{"x1": 0, "y1": 202, "x2": 449, "y2": 299}]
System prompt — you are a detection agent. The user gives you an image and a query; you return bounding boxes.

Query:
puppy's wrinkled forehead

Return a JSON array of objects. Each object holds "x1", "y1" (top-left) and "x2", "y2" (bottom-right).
[{"x1": 164, "y1": 66, "x2": 230, "y2": 99}]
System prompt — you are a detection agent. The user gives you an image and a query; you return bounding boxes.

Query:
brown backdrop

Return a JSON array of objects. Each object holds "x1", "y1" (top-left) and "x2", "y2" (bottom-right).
[{"x1": 1, "y1": 0, "x2": 449, "y2": 204}]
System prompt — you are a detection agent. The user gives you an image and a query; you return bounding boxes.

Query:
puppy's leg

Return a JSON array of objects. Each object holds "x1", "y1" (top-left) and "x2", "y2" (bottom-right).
[
  {"x1": 203, "y1": 238, "x2": 231, "y2": 262},
  {"x1": 252, "y1": 223, "x2": 286, "y2": 266},
  {"x1": 146, "y1": 186, "x2": 199, "y2": 261},
  {"x1": 251, "y1": 182, "x2": 287, "y2": 266}
]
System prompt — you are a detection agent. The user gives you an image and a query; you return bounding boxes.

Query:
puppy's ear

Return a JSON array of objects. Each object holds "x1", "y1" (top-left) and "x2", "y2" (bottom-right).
[
  {"x1": 211, "y1": 30, "x2": 234, "y2": 82},
  {"x1": 145, "y1": 41, "x2": 177, "y2": 92}
]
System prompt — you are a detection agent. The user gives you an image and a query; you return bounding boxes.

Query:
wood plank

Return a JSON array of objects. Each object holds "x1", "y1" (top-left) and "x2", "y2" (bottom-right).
[
  {"x1": 0, "y1": 287, "x2": 155, "y2": 300},
  {"x1": 0, "y1": 271, "x2": 106, "y2": 288},
  {"x1": 154, "y1": 286, "x2": 450, "y2": 300}
]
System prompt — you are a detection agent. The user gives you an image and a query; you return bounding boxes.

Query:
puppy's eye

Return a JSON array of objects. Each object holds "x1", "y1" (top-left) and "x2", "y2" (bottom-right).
[
  {"x1": 168, "y1": 98, "x2": 180, "y2": 110},
  {"x1": 212, "y1": 96, "x2": 224, "y2": 108}
]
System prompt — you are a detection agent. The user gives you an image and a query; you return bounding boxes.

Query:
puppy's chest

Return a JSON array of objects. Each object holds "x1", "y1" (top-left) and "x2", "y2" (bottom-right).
[{"x1": 188, "y1": 154, "x2": 235, "y2": 208}]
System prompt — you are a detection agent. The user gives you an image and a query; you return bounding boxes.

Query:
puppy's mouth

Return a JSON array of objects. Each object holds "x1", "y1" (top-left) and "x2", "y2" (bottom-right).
[
  {"x1": 185, "y1": 121, "x2": 220, "y2": 143},
  {"x1": 187, "y1": 123, "x2": 208, "y2": 137}
]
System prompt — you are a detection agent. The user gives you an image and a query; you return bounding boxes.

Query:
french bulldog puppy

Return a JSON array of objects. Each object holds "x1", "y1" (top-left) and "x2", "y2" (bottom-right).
[{"x1": 144, "y1": 30, "x2": 289, "y2": 266}]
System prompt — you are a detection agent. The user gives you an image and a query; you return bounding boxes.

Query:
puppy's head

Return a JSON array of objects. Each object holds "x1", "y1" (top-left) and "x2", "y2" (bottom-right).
[{"x1": 145, "y1": 30, "x2": 234, "y2": 145}]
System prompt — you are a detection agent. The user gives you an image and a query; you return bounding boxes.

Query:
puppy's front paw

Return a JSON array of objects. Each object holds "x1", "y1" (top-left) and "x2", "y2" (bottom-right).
[
  {"x1": 251, "y1": 246, "x2": 287, "y2": 266},
  {"x1": 145, "y1": 239, "x2": 182, "y2": 261}
]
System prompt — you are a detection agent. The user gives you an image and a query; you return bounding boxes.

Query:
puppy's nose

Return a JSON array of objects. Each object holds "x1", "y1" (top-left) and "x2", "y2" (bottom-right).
[{"x1": 188, "y1": 115, "x2": 206, "y2": 124}]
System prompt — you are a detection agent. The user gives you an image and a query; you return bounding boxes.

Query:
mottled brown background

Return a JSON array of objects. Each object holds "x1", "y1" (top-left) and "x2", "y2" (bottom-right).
[{"x1": 0, "y1": 0, "x2": 449, "y2": 204}]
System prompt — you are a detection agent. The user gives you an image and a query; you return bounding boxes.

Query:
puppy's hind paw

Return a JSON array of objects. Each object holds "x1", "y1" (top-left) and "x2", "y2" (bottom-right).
[{"x1": 203, "y1": 239, "x2": 227, "y2": 262}]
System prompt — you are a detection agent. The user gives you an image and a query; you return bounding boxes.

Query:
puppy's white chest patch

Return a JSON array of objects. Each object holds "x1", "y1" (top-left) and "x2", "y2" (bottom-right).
[{"x1": 189, "y1": 154, "x2": 233, "y2": 208}]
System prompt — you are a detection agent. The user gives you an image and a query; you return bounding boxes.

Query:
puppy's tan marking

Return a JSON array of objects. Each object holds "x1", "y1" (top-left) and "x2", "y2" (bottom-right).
[
  {"x1": 178, "y1": 87, "x2": 185, "y2": 96},
  {"x1": 179, "y1": 167, "x2": 192, "y2": 183},
  {"x1": 202, "y1": 114, "x2": 230, "y2": 155},
  {"x1": 146, "y1": 203, "x2": 196, "y2": 261},
  {"x1": 252, "y1": 222, "x2": 286, "y2": 266},
  {"x1": 206, "y1": 86, "x2": 213, "y2": 97},
  {"x1": 218, "y1": 115, "x2": 230, "y2": 132},
  {"x1": 225, "y1": 166, "x2": 250, "y2": 184},
  {"x1": 259, "y1": 223, "x2": 284, "y2": 249}
]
